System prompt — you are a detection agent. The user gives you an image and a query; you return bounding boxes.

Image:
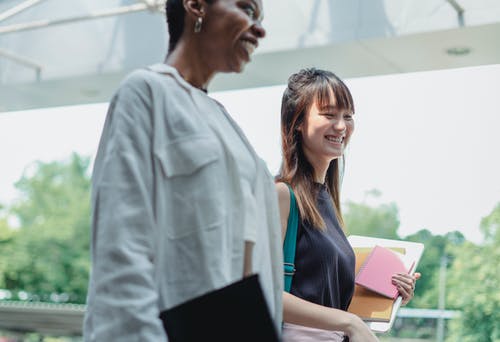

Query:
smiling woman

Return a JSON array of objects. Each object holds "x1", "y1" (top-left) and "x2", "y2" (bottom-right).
[
  {"x1": 82, "y1": 0, "x2": 283, "y2": 341},
  {"x1": 274, "y1": 68, "x2": 420, "y2": 341},
  {"x1": 166, "y1": 0, "x2": 265, "y2": 83}
]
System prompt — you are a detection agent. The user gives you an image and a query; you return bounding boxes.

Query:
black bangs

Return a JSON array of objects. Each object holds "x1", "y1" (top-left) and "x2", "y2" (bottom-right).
[{"x1": 314, "y1": 75, "x2": 355, "y2": 115}]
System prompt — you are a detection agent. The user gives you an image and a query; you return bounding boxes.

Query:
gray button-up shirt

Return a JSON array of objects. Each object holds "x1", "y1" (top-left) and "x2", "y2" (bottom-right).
[{"x1": 84, "y1": 64, "x2": 283, "y2": 341}]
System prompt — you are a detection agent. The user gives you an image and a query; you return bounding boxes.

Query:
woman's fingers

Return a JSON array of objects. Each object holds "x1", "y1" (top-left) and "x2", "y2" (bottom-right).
[
  {"x1": 398, "y1": 286, "x2": 412, "y2": 305},
  {"x1": 392, "y1": 273, "x2": 417, "y2": 305},
  {"x1": 392, "y1": 274, "x2": 414, "y2": 289}
]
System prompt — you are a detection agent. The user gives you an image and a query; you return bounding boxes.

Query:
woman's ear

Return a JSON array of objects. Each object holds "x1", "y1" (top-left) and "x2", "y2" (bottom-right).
[{"x1": 183, "y1": 0, "x2": 205, "y2": 18}]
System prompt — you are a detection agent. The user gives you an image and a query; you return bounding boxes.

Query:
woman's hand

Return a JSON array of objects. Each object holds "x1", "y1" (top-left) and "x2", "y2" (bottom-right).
[
  {"x1": 392, "y1": 272, "x2": 421, "y2": 305},
  {"x1": 346, "y1": 314, "x2": 379, "y2": 342}
]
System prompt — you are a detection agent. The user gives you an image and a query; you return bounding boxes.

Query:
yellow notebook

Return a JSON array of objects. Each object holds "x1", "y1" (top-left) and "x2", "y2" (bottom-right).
[{"x1": 347, "y1": 247, "x2": 405, "y2": 322}]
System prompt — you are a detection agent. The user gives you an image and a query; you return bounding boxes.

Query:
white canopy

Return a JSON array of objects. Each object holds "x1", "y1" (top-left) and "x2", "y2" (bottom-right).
[{"x1": 1, "y1": 0, "x2": 499, "y2": 111}]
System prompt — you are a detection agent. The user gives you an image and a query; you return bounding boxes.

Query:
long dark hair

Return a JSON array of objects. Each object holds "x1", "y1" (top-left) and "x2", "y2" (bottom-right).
[{"x1": 277, "y1": 68, "x2": 354, "y2": 230}]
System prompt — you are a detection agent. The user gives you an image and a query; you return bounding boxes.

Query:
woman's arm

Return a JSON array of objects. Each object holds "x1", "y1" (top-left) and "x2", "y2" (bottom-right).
[
  {"x1": 243, "y1": 241, "x2": 254, "y2": 277},
  {"x1": 284, "y1": 292, "x2": 383, "y2": 341},
  {"x1": 276, "y1": 182, "x2": 291, "y2": 242},
  {"x1": 86, "y1": 76, "x2": 165, "y2": 341}
]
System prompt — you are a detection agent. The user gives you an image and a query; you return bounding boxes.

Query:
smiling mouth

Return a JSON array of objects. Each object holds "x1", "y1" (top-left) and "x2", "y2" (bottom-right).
[
  {"x1": 239, "y1": 38, "x2": 257, "y2": 57},
  {"x1": 325, "y1": 135, "x2": 344, "y2": 143}
]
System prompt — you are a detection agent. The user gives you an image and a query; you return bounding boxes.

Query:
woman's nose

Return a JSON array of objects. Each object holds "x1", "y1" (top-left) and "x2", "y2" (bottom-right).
[
  {"x1": 252, "y1": 21, "x2": 266, "y2": 39},
  {"x1": 334, "y1": 118, "x2": 346, "y2": 132}
]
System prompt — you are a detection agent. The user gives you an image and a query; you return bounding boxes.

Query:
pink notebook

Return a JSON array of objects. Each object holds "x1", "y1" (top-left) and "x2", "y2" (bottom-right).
[{"x1": 355, "y1": 245, "x2": 414, "y2": 299}]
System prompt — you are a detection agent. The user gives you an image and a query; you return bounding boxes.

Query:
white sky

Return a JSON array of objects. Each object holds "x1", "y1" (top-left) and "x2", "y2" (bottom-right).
[{"x1": 1, "y1": 64, "x2": 499, "y2": 243}]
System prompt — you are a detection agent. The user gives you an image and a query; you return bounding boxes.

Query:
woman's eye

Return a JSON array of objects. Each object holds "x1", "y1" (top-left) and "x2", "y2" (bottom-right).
[
  {"x1": 344, "y1": 114, "x2": 353, "y2": 120},
  {"x1": 243, "y1": 6, "x2": 256, "y2": 19}
]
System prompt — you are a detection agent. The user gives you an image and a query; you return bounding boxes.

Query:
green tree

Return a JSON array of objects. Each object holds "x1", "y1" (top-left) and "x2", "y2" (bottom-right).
[
  {"x1": 480, "y1": 202, "x2": 500, "y2": 243},
  {"x1": 403, "y1": 229, "x2": 465, "y2": 309},
  {"x1": 0, "y1": 208, "x2": 16, "y2": 244},
  {"x1": 343, "y1": 189, "x2": 400, "y2": 239},
  {"x1": 446, "y1": 203, "x2": 500, "y2": 342},
  {"x1": 0, "y1": 209, "x2": 17, "y2": 290},
  {"x1": 1, "y1": 153, "x2": 91, "y2": 303}
]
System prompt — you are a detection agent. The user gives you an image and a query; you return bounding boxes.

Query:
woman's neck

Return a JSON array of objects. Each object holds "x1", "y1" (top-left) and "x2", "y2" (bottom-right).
[
  {"x1": 303, "y1": 150, "x2": 331, "y2": 184},
  {"x1": 312, "y1": 167, "x2": 328, "y2": 184},
  {"x1": 165, "y1": 40, "x2": 214, "y2": 91}
]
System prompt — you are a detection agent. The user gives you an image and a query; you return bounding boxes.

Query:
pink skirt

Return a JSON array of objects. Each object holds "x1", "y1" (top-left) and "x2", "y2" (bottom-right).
[{"x1": 282, "y1": 322, "x2": 346, "y2": 342}]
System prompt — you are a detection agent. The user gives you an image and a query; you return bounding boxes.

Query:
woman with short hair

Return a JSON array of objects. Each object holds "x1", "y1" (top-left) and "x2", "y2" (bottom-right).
[{"x1": 84, "y1": 1, "x2": 283, "y2": 340}]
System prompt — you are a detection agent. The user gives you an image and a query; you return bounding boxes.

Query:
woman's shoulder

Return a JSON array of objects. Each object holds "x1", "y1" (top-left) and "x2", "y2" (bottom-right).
[
  {"x1": 120, "y1": 67, "x2": 177, "y2": 91},
  {"x1": 275, "y1": 182, "x2": 291, "y2": 238},
  {"x1": 275, "y1": 182, "x2": 290, "y2": 199},
  {"x1": 113, "y1": 67, "x2": 191, "y2": 111},
  {"x1": 275, "y1": 182, "x2": 291, "y2": 211},
  {"x1": 111, "y1": 68, "x2": 161, "y2": 101}
]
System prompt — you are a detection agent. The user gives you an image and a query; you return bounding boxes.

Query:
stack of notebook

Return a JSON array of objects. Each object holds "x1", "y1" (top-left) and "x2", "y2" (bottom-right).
[
  {"x1": 347, "y1": 245, "x2": 412, "y2": 322},
  {"x1": 347, "y1": 235, "x2": 425, "y2": 333}
]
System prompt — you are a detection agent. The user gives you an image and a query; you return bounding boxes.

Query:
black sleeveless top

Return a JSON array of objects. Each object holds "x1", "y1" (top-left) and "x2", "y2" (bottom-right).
[{"x1": 290, "y1": 184, "x2": 355, "y2": 311}]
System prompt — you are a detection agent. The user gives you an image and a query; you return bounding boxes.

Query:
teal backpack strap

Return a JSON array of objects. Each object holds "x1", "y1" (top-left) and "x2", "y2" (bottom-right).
[{"x1": 283, "y1": 184, "x2": 299, "y2": 293}]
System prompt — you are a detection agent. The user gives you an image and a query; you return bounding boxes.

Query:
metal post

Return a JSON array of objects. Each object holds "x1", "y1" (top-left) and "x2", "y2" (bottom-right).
[
  {"x1": 446, "y1": 0, "x2": 465, "y2": 27},
  {"x1": 0, "y1": 0, "x2": 45, "y2": 23},
  {"x1": 0, "y1": 48, "x2": 43, "y2": 81},
  {"x1": 298, "y1": 0, "x2": 322, "y2": 47},
  {"x1": 436, "y1": 255, "x2": 447, "y2": 342},
  {"x1": 0, "y1": 2, "x2": 163, "y2": 35}
]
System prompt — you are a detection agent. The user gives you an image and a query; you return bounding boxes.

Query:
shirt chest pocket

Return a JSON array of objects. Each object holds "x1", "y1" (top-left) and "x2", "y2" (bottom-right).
[{"x1": 155, "y1": 135, "x2": 225, "y2": 239}]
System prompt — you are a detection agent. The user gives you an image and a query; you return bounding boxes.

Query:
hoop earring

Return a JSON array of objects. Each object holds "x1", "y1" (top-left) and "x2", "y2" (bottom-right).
[{"x1": 194, "y1": 17, "x2": 203, "y2": 33}]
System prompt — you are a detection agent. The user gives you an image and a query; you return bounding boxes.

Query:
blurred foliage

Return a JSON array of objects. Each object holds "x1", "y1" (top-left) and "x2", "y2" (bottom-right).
[
  {"x1": 344, "y1": 189, "x2": 400, "y2": 239},
  {"x1": 343, "y1": 191, "x2": 499, "y2": 341},
  {"x1": 403, "y1": 229, "x2": 465, "y2": 309},
  {"x1": 480, "y1": 202, "x2": 500, "y2": 243},
  {"x1": 0, "y1": 213, "x2": 17, "y2": 290},
  {"x1": 0, "y1": 153, "x2": 91, "y2": 303},
  {"x1": 445, "y1": 203, "x2": 500, "y2": 342},
  {"x1": 0, "y1": 157, "x2": 498, "y2": 341}
]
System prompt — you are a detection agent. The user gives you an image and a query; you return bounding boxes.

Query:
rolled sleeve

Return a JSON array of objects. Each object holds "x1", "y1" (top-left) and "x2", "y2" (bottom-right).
[{"x1": 84, "y1": 76, "x2": 166, "y2": 342}]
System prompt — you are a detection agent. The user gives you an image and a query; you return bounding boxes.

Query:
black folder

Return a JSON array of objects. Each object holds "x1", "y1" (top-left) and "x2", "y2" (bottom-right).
[{"x1": 159, "y1": 274, "x2": 280, "y2": 342}]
